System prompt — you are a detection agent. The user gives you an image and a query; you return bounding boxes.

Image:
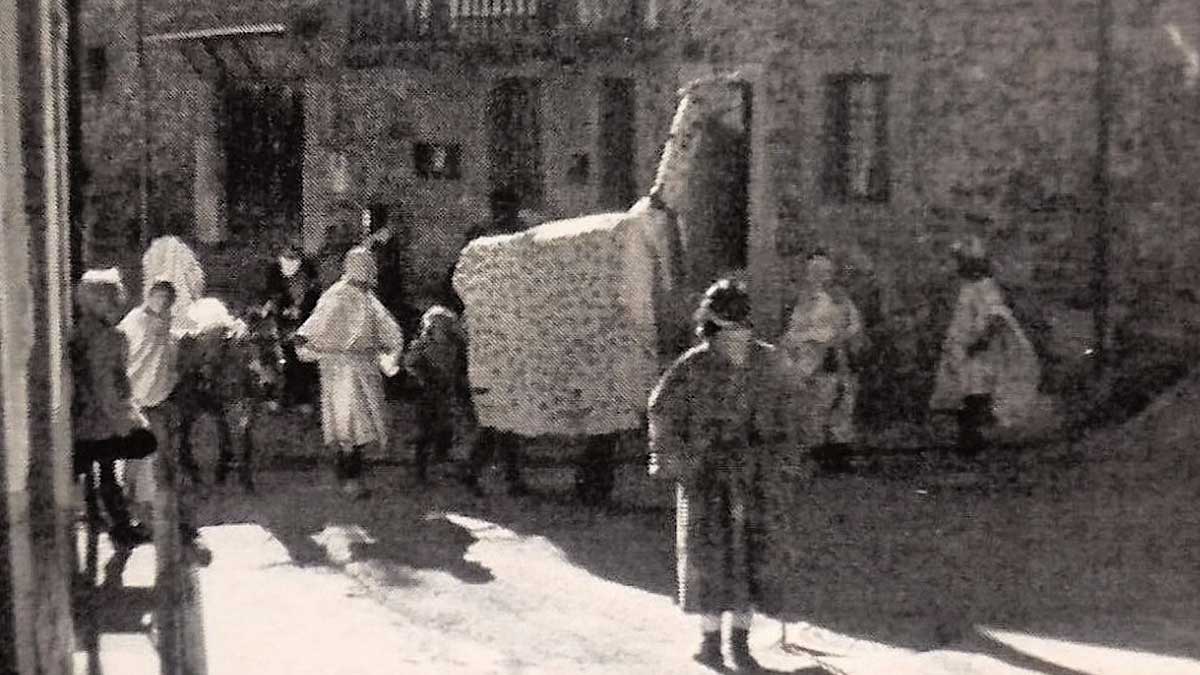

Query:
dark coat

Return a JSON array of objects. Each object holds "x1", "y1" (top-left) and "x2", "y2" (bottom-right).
[{"x1": 648, "y1": 341, "x2": 805, "y2": 613}]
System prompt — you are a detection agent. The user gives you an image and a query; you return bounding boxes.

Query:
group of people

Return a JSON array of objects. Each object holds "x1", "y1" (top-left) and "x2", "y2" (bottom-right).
[
  {"x1": 69, "y1": 207, "x2": 1039, "y2": 671},
  {"x1": 648, "y1": 236, "x2": 1042, "y2": 671}
]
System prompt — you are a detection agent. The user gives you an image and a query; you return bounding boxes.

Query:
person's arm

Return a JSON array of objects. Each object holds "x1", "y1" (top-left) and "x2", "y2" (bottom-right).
[
  {"x1": 94, "y1": 333, "x2": 134, "y2": 431},
  {"x1": 647, "y1": 356, "x2": 694, "y2": 481}
]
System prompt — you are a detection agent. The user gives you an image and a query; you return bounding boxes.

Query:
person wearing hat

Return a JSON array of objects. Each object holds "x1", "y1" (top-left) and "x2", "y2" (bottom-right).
[
  {"x1": 782, "y1": 250, "x2": 868, "y2": 474},
  {"x1": 930, "y1": 236, "x2": 1041, "y2": 458},
  {"x1": 647, "y1": 279, "x2": 803, "y2": 671},
  {"x1": 71, "y1": 268, "x2": 158, "y2": 549},
  {"x1": 295, "y1": 247, "x2": 406, "y2": 498}
]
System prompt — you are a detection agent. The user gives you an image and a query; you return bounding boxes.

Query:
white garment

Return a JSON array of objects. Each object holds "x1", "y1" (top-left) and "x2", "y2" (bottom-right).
[
  {"x1": 142, "y1": 236, "x2": 206, "y2": 331},
  {"x1": 118, "y1": 305, "x2": 179, "y2": 409},
  {"x1": 783, "y1": 290, "x2": 863, "y2": 444},
  {"x1": 296, "y1": 261, "x2": 404, "y2": 449},
  {"x1": 313, "y1": 354, "x2": 389, "y2": 448},
  {"x1": 930, "y1": 277, "x2": 1041, "y2": 428}
]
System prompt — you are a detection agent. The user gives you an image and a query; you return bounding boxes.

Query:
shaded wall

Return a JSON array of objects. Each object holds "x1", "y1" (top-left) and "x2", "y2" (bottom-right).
[{"x1": 1, "y1": 0, "x2": 78, "y2": 671}]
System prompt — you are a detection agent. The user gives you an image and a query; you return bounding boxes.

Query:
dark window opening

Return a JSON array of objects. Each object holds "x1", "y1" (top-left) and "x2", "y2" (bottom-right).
[
  {"x1": 488, "y1": 77, "x2": 544, "y2": 211},
  {"x1": 86, "y1": 46, "x2": 107, "y2": 92},
  {"x1": 414, "y1": 142, "x2": 463, "y2": 180},
  {"x1": 223, "y1": 82, "x2": 305, "y2": 240},
  {"x1": 822, "y1": 73, "x2": 890, "y2": 203}
]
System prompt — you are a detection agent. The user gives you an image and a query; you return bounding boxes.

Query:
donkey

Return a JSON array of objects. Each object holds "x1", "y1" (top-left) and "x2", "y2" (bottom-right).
[{"x1": 174, "y1": 299, "x2": 285, "y2": 493}]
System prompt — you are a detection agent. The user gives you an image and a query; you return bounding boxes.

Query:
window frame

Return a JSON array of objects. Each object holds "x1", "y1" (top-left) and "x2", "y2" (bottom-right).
[{"x1": 821, "y1": 72, "x2": 891, "y2": 204}]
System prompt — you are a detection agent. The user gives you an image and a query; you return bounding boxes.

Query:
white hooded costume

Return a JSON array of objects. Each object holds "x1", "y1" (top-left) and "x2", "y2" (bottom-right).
[
  {"x1": 296, "y1": 247, "x2": 405, "y2": 450},
  {"x1": 141, "y1": 235, "x2": 206, "y2": 332},
  {"x1": 929, "y1": 239, "x2": 1041, "y2": 429}
]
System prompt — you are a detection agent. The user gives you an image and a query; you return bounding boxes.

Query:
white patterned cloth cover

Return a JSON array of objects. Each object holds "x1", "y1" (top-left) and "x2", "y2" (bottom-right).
[{"x1": 453, "y1": 205, "x2": 677, "y2": 437}]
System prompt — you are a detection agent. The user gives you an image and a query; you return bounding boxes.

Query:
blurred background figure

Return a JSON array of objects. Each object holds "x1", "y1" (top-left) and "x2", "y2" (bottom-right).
[
  {"x1": 403, "y1": 305, "x2": 477, "y2": 484},
  {"x1": 930, "y1": 236, "x2": 1041, "y2": 459},
  {"x1": 261, "y1": 233, "x2": 321, "y2": 412},
  {"x1": 782, "y1": 250, "x2": 867, "y2": 474}
]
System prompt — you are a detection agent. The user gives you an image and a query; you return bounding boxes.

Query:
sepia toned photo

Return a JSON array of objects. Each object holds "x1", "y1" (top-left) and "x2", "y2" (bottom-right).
[{"x1": 1, "y1": 1, "x2": 1198, "y2": 673}]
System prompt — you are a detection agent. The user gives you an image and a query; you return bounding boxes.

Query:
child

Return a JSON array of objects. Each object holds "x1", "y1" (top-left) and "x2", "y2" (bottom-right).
[
  {"x1": 404, "y1": 305, "x2": 477, "y2": 483},
  {"x1": 296, "y1": 247, "x2": 405, "y2": 499},
  {"x1": 117, "y1": 280, "x2": 178, "y2": 525},
  {"x1": 71, "y1": 269, "x2": 158, "y2": 549}
]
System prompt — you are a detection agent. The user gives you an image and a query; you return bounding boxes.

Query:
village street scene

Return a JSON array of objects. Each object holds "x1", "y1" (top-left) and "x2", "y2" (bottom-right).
[{"x1": 3, "y1": 0, "x2": 1200, "y2": 674}]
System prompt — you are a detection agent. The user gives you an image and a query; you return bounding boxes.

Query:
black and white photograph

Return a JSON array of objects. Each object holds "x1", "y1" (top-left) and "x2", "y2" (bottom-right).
[{"x1": 1, "y1": 0, "x2": 1199, "y2": 673}]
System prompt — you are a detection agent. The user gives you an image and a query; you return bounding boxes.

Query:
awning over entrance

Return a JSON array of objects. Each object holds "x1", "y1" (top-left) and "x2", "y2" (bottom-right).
[{"x1": 146, "y1": 23, "x2": 289, "y2": 80}]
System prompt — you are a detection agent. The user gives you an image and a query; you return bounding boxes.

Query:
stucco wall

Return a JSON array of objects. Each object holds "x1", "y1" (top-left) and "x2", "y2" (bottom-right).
[
  {"x1": 78, "y1": 0, "x2": 677, "y2": 308},
  {"x1": 681, "y1": 0, "x2": 1200, "y2": 355}
]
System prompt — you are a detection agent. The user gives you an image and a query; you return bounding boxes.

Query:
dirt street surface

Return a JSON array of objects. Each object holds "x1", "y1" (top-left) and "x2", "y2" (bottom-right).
[{"x1": 74, "y1": 381, "x2": 1200, "y2": 674}]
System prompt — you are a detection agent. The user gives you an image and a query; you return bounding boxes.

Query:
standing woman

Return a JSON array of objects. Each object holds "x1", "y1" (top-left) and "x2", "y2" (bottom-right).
[
  {"x1": 262, "y1": 236, "x2": 321, "y2": 412},
  {"x1": 781, "y1": 251, "x2": 867, "y2": 474},
  {"x1": 648, "y1": 279, "x2": 801, "y2": 672},
  {"x1": 295, "y1": 247, "x2": 406, "y2": 499}
]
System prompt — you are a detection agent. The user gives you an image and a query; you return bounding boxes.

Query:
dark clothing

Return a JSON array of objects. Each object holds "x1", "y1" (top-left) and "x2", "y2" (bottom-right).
[
  {"x1": 648, "y1": 342, "x2": 802, "y2": 614},
  {"x1": 73, "y1": 429, "x2": 157, "y2": 475},
  {"x1": 957, "y1": 394, "x2": 995, "y2": 458},
  {"x1": 464, "y1": 428, "x2": 522, "y2": 487},
  {"x1": 262, "y1": 259, "x2": 321, "y2": 407},
  {"x1": 73, "y1": 429, "x2": 158, "y2": 530}
]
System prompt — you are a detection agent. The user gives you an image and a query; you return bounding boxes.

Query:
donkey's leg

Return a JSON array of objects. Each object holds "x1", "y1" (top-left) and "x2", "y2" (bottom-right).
[
  {"x1": 236, "y1": 403, "x2": 256, "y2": 493},
  {"x1": 177, "y1": 414, "x2": 205, "y2": 489},
  {"x1": 214, "y1": 408, "x2": 236, "y2": 485}
]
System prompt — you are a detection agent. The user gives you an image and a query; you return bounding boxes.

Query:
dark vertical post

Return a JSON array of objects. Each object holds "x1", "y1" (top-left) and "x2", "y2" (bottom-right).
[{"x1": 1092, "y1": 0, "x2": 1114, "y2": 378}]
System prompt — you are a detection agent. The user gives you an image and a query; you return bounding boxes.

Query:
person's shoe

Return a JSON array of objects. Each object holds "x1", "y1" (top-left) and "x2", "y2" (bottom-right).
[
  {"x1": 729, "y1": 628, "x2": 761, "y2": 672},
  {"x1": 694, "y1": 631, "x2": 723, "y2": 669},
  {"x1": 110, "y1": 521, "x2": 153, "y2": 549}
]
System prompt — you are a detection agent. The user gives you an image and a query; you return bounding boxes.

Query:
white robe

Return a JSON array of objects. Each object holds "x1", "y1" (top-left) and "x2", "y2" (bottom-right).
[
  {"x1": 782, "y1": 290, "x2": 863, "y2": 444},
  {"x1": 930, "y1": 277, "x2": 1041, "y2": 428},
  {"x1": 296, "y1": 280, "x2": 405, "y2": 449},
  {"x1": 142, "y1": 236, "x2": 206, "y2": 332}
]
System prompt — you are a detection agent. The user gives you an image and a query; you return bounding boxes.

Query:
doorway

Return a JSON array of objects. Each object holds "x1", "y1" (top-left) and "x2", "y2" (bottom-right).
[
  {"x1": 598, "y1": 77, "x2": 637, "y2": 210},
  {"x1": 488, "y1": 77, "x2": 544, "y2": 215},
  {"x1": 224, "y1": 80, "x2": 305, "y2": 241}
]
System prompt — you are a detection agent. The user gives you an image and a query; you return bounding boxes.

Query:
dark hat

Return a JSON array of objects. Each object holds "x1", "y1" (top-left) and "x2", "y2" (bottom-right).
[{"x1": 696, "y1": 278, "x2": 752, "y2": 328}]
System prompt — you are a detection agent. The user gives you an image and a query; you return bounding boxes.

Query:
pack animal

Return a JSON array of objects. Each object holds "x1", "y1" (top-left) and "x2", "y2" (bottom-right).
[{"x1": 174, "y1": 302, "x2": 284, "y2": 492}]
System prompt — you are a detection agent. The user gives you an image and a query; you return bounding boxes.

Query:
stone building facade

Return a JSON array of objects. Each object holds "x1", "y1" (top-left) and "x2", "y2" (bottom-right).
[
  {"x1": 77, "y1": 0, "x2": 678, "y2": 307},
  {"x1": 668, "y1": 0, "x2": 1200, "y2": 415}
]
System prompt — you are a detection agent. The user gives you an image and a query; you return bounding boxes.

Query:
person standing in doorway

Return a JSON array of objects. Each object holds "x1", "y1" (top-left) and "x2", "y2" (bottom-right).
[
  {"x1": 295, "y1": 247, "x2": 406, "y2": 499},
  {"x1": 782, "y1": 250, "x2": 868, "y2": 474},
  {"x1": 648, "y1": 279, "x2": 802, "y2": 672},
  {"x1": 261, "y1": 236, "x2": 321, "y2": 412}
]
